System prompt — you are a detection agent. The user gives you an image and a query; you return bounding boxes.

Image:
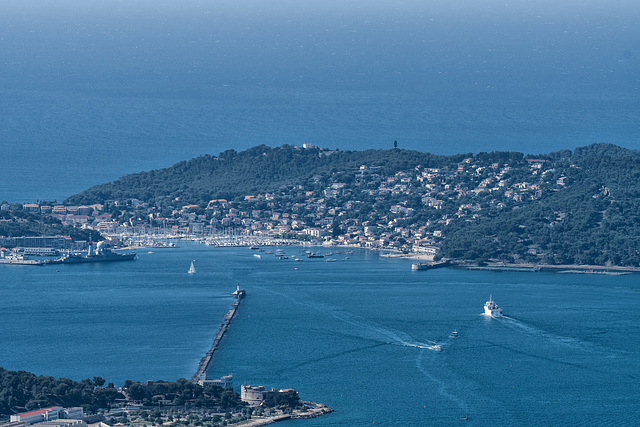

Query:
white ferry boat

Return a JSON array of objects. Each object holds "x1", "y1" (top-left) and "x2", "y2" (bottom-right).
[{"x1": 484, "y1": 295, "x2": 503, "y2": 317}]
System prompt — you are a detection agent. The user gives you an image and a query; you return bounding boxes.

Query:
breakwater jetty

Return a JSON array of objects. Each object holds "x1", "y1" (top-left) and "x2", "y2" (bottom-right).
[{"x1": 192, "y1": 285, "x2": 246, "y2": 383}]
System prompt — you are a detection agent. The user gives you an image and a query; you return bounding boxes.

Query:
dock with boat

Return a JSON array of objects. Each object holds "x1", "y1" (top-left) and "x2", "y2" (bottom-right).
[{"x1": 192, "y1": 284, "x2": 246, "y2": 383}]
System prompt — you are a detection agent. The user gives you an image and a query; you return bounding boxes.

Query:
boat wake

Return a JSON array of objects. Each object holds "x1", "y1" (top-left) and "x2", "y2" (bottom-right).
[
  {"x1": 480, "y1": 316, "x2": 636, "y2": 381},
  {"x1": 329, "y1": 310, "x2": 443, "y2": 352},
  {"x1": 398, "y1": 342, "x2": 443, "y2": 351},
  {"x1": 498, "y1": 315, "x2": 596, "y2": 351},
  {"x1": 415, "y1": 351, "x2": 470, "y2": 412},
  {"x1": 273, "y1": 342, "x2": 388, "y2": 376},
  {"x1": 256, "y1": 286, "x2": 444, "y2": 351}
]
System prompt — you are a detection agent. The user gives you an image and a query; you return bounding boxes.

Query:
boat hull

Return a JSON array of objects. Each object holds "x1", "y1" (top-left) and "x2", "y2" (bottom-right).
[
  {"x1": 484, "y1": 307, "x2": 503, "y2": 317},
  {"x1": 411, "y1": 260, "x2": 449, "y2": 271},
  {"x1": 54, "y1": 253, "x2": 137, "y2": 263}
]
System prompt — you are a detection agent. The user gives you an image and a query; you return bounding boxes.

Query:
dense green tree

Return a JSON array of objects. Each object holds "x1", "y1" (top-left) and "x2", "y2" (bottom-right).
[
  {"x1": 64, "y1": 145, "x2": 464, "y2": 206},
  {"x1": 128, "y1": 383, "x2": 146, "y2": 401},
  {"x1": 273, "y1": 390, "x2": 300, "y2": 408},
  {"x1": 219, "y1": 390, "x2": 240, "y2": 409},
  {"x1": 0, "y1": 212, "x2": 99, "y2": 241}
]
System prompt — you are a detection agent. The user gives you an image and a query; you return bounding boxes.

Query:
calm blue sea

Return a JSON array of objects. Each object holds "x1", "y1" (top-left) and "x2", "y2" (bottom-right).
[
  {"x1": 1, "y1": 1, "x2": 640, "y2": 202},
  {"x1": 1, "y1": 244, "x2": 638, "y2": 426}
]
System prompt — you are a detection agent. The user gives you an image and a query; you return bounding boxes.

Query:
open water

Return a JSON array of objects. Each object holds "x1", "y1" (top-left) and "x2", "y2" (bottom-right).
[
  {"x1": 1, "y1": 244, "x2": 639, "y2": 425},
  {"x1": 1, "y1": 1, "x2": 640, "y2": 202}
]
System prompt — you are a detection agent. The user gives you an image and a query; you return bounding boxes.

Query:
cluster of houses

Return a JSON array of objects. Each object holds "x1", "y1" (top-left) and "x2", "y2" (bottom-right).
[
  {"x1": 2, "y1": 156, "x2": 567, "y2": 253},
  {"x1": 6, "y1": 203, "x2": 113, "y2": 228}
]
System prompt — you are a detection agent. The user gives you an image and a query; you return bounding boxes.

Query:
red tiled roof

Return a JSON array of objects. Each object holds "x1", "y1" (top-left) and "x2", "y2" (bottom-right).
[{"x1": 15, "y1": 406, "x2": 61, "y2": 418}]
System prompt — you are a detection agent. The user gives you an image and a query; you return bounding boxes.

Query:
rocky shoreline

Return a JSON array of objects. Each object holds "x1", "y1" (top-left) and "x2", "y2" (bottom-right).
[
  {"x1": 382, "y1": 250, "x2": 640, "y2": 274},
  {"x1": 452, "y1": 261, "x2": 639, "y2": 274}
]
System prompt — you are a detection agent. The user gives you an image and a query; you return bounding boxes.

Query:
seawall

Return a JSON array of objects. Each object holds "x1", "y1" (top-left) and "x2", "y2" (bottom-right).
[{"x1": 191, "y1": 286, "x2": 245, "y2": 383}]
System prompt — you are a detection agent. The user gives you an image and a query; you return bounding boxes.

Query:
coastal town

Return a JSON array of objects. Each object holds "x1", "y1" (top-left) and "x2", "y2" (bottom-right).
[{"x1": 1, "y1": 147, "x2": 569, "y2": 262}]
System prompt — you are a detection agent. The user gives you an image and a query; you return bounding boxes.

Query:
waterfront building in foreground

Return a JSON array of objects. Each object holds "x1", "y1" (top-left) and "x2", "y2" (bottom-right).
[
  {"x1": 197, "y1": 373, "x2": 234, "y2": 389},
  {"x1": 10, "y1": 407, "x2": 83, "y2": 425}
]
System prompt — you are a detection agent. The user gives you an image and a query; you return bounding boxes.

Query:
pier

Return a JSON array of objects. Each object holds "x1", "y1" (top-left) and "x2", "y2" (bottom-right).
[{"x1": 191, "y1": 285, "x2": 246, "y2": 383}]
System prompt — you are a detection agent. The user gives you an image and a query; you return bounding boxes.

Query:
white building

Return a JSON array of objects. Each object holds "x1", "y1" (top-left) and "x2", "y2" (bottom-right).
[
  {"x1": 412, "y1": 245, "x2": 438, "y2": 255},
  {"x1": 10, "y1": 407, "x2": 62, "y2": 424},
  {"x1": 10, "y1": 407, "x2": 83, "y2": 425},
  {"x1": 198, "y1": 374, "x2": 233, "y2": 389},
  {"x1": 31, "y1": 421, "x2": 86, "y2": 427}
]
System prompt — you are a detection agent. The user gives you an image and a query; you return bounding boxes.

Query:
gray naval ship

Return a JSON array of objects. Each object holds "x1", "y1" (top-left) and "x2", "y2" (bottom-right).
[{"x1": 53, "y1": 241, "x2": 137, "y2": 264}]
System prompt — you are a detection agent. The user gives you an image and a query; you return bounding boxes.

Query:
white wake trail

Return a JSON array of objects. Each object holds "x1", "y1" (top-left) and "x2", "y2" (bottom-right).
[
  {"x1": 498, "y1": 315, "x2": 593, "y2": 351},
  {"x1": 415, "y1": 351, "x2": 469, "y2": 412},
  {"x1": 257, "y1": 285, "x2": 444, "y2": 351}
]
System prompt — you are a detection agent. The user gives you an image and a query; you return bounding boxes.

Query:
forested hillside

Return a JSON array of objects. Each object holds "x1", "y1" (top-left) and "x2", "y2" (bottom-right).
[
  {"x1": 0, "y1": 211, "x2": 98, "y2": 241},
  {"x1": 442, "y1": 144, "x2": 640, "y2": 265},
  {"x1": 64, "y1": 145, "x2": 467, "y2": 205},
  {"x1": 60, "y1": 143, "x2": 640, "y2": 266},
  {"x1": 0, "y1": 368, "x2": 120, "y2": 416},
  {"x1": 0, "y1": 368, "x2": 239, "y2": 417}
]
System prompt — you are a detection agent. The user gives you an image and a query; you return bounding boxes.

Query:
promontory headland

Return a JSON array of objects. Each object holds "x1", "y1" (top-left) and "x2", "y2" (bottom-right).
[{"x1": 3, "y1": 143, "x2": 640, "y2": 269}]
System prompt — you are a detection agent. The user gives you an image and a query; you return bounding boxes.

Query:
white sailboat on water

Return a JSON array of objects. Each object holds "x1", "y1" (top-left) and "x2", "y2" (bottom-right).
[{"x1": 188, "y1": 260, "x2": 196, "y2": 274}]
